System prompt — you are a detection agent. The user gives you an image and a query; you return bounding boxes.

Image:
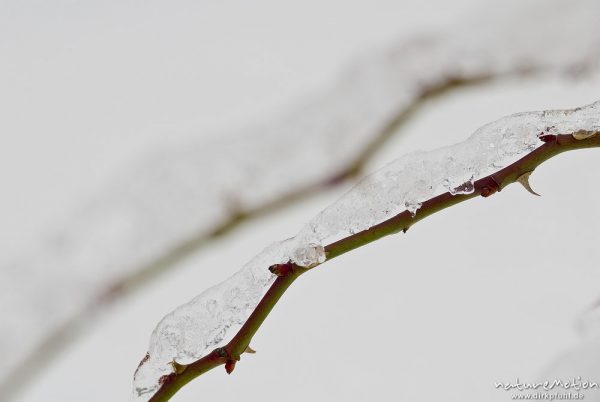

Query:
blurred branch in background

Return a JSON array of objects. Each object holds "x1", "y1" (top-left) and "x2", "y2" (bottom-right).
[
  {"x1": 539, "y1": 299, "x2": 600, "y2": 399},
  {"x1": 1, "y1": 0, "x2": 600, "y2": 399}
]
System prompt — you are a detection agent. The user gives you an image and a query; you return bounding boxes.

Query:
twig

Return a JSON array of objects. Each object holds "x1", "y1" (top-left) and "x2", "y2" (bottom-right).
[
  {"x1": 0, "y1": 75, "x2": 490, "y2": 402},
  {"x1": 147, "y1": 132, "x2": 600, "y2": 401}
]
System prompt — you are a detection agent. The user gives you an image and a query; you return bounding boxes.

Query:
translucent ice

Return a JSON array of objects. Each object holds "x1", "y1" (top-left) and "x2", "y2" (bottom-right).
[
  {"x1": 291, "y1": 244, "x2": 327, "y2": 268},
  {"x1": 133, "y1": 101, "x2": 600, "y2": 401},
  {"x1": 296, "y1": 102, "x2": 600, "y2": 245}
]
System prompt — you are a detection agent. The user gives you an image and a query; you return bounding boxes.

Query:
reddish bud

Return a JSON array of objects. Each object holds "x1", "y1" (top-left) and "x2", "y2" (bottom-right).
[
  {"x1": 537, "y1": 132, "x2": 556, "y2": 143},
  {"x1": 479, "y1": 176, "x2": 500, "y2": 198},
  {"x1": 481, "y1": 186, "x2": 498, "y2": 197},
  {"x1": 268, "y1": 262, "x2": 293, "y2": 277},
  {"x1": 158, "y1": 373, "x2": 177, "y2": 385},
  {"x1": 225, "y1": 360, "x2": 236, "y2": 374}
]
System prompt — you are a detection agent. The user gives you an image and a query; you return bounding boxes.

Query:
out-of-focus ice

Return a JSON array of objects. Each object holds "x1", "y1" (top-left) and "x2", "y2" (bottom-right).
[
  {"x1": 577, "y1": 300, "x2": 600, "y2": 339},
  {"x1": 133, "y1": 101, "x2": 600, "y2": 401},
  {"x1": 538, "y1": 302, "x2": 600, "y2": 402}
]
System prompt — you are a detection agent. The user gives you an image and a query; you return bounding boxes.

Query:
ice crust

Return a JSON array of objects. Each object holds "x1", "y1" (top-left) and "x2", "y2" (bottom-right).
[{"x1": 133, "y1": 101, "x2": 600, "y2": 400}]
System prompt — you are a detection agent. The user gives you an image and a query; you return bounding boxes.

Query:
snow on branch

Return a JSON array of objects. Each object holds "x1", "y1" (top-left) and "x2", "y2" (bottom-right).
[
  {"x1": 133, "y1": 101, "x2": 600, "y2": 401},
  {"x1": 2, "y1": 0, "x2": 600, "y2": 397}
]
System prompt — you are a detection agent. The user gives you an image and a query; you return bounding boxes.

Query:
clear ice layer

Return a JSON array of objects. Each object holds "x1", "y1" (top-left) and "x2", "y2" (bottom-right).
[{"x1": 133, "y1": 101, "x2": 599, "y2": 400}]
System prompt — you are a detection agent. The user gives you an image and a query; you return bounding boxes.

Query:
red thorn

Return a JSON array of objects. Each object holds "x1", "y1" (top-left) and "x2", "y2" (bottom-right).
[
  {"x1": 537, "y1": 133, "x2": 556, "y2": 143},
  {"x1": 225, "y1": 360, "x2": 236, "y2": 374},
  {"x1": 268, "y1": 262, "x2": 293, "y2": 277},
  {"x1": 158, "y1": 373, "x2": 177, "y2": 386}
]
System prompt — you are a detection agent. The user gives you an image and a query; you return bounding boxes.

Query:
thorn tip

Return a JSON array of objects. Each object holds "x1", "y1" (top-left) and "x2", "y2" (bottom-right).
[
  {"x1": 169, "y1": 360, "x2": 188, "y2": 375},
  {"x1": 516, "y1": 171, "x2": 540, "y2": 196},
  {"x1": 225, "y1": 360, "x2": 236, "y2": 374}
]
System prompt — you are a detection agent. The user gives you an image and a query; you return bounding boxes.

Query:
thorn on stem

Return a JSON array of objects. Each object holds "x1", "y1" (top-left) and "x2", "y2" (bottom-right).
[
  {"x1": 169, "y1": 360, "x2": 188, "y2": 375},
  {"x1": 516, "y1": 171, "x2": 540, "y2": 196},
  {"x1": 537, "y1": 132, "x2": 557, "y2": 143},
  {"x1": 225, "y1": 360, "x2": 236, "y2": 374},
  {"x1": 244, "y1": 345, "x2": 256, "y2": 354},
  {"x1": 269, "y1": 262, "x2": 294, "y2": 277},
  {"x1": 158, "y1": 373, "x2": 177, "y2": 386}
]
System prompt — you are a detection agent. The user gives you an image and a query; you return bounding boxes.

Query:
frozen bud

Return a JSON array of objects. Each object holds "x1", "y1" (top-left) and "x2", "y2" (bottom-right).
[
  {"x1": 291, "y1": 244, "x2": 327, "y2": 268},
  {"x1": 572, "y1": 129, "x2": 599, "y2": 140}
]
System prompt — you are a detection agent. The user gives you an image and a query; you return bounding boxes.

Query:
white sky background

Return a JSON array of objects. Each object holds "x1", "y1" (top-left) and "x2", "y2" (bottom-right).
[{"x1": 1, "y1": 0, "x2": 600, "y2": 401}]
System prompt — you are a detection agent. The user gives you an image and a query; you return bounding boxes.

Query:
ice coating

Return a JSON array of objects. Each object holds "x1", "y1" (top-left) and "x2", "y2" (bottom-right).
[
  {"x1": 296, "y1": 102, "x2": 600, "y2": 245},
  {"x1": 132, "y1": 239, "x2": 325, "y2": 399},
  {"x1": 133, "y1": 101, "x2": 600, "y2": 400},
  {"x1": 132, "y1": 240, "x2": 291, "y2": 399}
]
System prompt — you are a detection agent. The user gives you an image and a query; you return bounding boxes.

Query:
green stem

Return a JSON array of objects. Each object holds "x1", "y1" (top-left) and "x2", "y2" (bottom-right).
[{"x1": 148, "y1": 133, "x2": 600, "y2": 402}]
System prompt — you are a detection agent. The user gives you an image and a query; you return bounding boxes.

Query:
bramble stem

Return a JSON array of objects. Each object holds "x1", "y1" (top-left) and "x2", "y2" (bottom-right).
[{"x1": 148, "y1": 133, "x2": 600, "y2": 402}]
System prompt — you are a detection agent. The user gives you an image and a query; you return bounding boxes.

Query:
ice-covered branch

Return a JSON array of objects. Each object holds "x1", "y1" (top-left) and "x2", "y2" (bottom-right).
[
  {"x1": 133, "y1": 101, "x2": 600, "y2": 401},
  {"x1": 3, "y1": 1, "x2": 600, "y2": 397}
]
